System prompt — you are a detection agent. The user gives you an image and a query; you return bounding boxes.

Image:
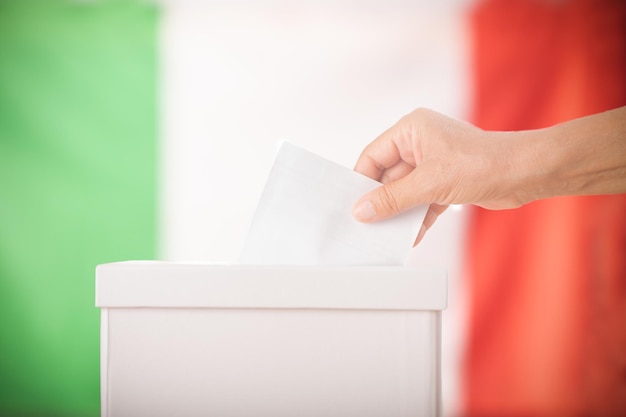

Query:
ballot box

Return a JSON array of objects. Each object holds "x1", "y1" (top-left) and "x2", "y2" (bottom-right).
[{"x1": 96, "y1": 262, "x2": 447, "y2": 417}]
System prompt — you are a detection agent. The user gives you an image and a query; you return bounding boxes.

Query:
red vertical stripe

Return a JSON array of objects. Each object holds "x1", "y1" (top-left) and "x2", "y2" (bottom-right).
[{"x1": 464, "y1": 0, "x2": 626, "y2": 416}]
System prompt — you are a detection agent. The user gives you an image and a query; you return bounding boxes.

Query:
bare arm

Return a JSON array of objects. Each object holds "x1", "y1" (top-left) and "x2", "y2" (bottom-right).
[
  {"x1": 352, "y1": 106, "x2": 626, "y2": 244},
  {"x1": 512, "y1": 106, "x2": 626, "y2": 200}
]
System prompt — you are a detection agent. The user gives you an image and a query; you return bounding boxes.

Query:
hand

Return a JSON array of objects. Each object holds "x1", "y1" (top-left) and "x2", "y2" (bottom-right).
[
  {"x1": 352, "y1": 108, "x2": 529, "y2": 245},
  {"x1": 352, "y1": 106, "x2": 626, "y2": 245}
]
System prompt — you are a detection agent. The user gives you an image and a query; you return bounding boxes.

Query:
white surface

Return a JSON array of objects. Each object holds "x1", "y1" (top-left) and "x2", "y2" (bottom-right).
[
  {"x1": 158, "y1": 1, "x2": 470, "y2": 264},
  {"x1": 105, "y1": 308, "x2": 441, "y2": 417},
  {"x1": 96, "y1": 262, "x2": 447, "y2": 310},
  {"x1": 240, "y1": 142, "x2": 426, "y2": 265},
  {"x1": 158, "y1": 3, "x2": 471, "y2": 415},
  {"x1": 407, "y1": 206, "x2": 468, "y2": 417},
  {"x1": 99, "y1": 263, "x2": 445, "y2": 417}
]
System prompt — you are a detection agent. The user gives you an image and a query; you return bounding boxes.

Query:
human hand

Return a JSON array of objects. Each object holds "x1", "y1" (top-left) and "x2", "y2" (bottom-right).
[{"x1": 352, "y1": 108, "x2": 529, "y2": 245}]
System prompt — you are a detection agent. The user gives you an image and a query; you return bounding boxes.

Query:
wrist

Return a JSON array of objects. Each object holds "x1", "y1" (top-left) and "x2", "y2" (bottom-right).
[{"x1": 492, "y1": 128, "x2": 562, "y2": 206}]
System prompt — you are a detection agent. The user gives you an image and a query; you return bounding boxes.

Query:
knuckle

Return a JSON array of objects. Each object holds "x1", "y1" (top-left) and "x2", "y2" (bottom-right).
[{"x1": 377, "y1": 185, "x2": 402, "y2": 216}]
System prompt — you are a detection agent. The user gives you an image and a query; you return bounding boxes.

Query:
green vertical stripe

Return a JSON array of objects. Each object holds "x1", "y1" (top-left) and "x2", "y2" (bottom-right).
[{"x1": 0, "y1": 1, "x2": 158, "y2": 415}]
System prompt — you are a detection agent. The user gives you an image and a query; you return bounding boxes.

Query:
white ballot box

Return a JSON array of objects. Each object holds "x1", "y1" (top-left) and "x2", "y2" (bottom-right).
[{"x1": 96, "y1": 262, "x2": 447, "y2": 417}]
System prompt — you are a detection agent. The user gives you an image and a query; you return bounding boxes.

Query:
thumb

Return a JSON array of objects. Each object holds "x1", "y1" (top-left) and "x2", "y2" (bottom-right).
[{"x1": 353, "y1": 174, "x2": 425, "y2": 222}]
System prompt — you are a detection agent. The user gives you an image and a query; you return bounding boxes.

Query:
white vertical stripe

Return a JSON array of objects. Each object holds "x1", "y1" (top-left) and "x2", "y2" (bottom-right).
[{"x1": 159, "y1": 1, "x2": 472, "y2": 415}]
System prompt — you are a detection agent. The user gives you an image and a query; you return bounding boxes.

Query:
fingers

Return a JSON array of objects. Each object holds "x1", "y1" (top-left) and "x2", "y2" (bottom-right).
[
  {"x1": 353, "y1": 172, "x2": 424, "y2": 222},
  {"x1": 352, "y1": 107, "x2": 447, "y2": 229},
  {"x1": 379, "y1": 160, "x2": 415, "y2": 184},
  {"x1": 353, "y1": 121, "x2": 405, "y2": 181},
  {"x1": 351, "y1": 108, "x2": 472, "y2": 245},
  {"x1": 352, "y1": 177, "x2": 448, "y2": 246},
  {"x1": 413, "y1": 204, "x2": 448, "y2": 246}
]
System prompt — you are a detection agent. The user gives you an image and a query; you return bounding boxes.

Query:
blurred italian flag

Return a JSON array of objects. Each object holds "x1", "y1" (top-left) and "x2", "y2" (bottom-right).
[{"x1": 0, "y1": 1, "x2": 466, "y2": 415}]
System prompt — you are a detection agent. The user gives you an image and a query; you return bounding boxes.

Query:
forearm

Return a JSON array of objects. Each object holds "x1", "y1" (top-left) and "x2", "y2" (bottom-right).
[
  {"x1": 353, "y1": 107, "x2": 626, "y2": 232},
  {"x1": 507, "y1": 106, "x2": 626, "y2": 203}
]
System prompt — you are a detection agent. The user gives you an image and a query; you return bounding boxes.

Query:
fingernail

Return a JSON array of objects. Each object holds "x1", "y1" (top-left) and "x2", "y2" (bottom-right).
[
  {"x1": 353, "y1": 200, "x2": 377, "y2": 221},
  {"x1": 414, "y1": 224, "x2": 426, "y2": 246}
]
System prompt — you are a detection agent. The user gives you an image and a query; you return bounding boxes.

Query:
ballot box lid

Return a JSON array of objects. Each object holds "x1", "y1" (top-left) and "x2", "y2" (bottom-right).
[{"x1": 95, "y1": 262, "x2": 446, "y2": 311}]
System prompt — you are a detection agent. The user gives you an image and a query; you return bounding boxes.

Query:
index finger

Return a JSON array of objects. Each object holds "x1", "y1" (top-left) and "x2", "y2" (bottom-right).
[{"x1": 354, "y1": 126, "x2": 402, "y2": 181}]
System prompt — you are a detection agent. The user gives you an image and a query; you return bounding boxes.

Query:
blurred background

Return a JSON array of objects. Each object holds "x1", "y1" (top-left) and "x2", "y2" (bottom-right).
[
  {"x1": 0, "y1": 1, "x2": 469, "y2": 415},
  {"x1": 1, "y1": 0, "x2": 624, "y2": 416}
]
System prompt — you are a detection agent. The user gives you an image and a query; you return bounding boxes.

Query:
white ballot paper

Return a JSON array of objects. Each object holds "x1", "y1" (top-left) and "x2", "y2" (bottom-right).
[{"x1": 240, "y1": 142, "x2": 427, "y2": 265}]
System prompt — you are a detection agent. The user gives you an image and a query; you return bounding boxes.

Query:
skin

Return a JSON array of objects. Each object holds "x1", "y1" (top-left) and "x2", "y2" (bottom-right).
[{"x1": 352, "y1": 106, "x2": 626, "y2": 244}]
